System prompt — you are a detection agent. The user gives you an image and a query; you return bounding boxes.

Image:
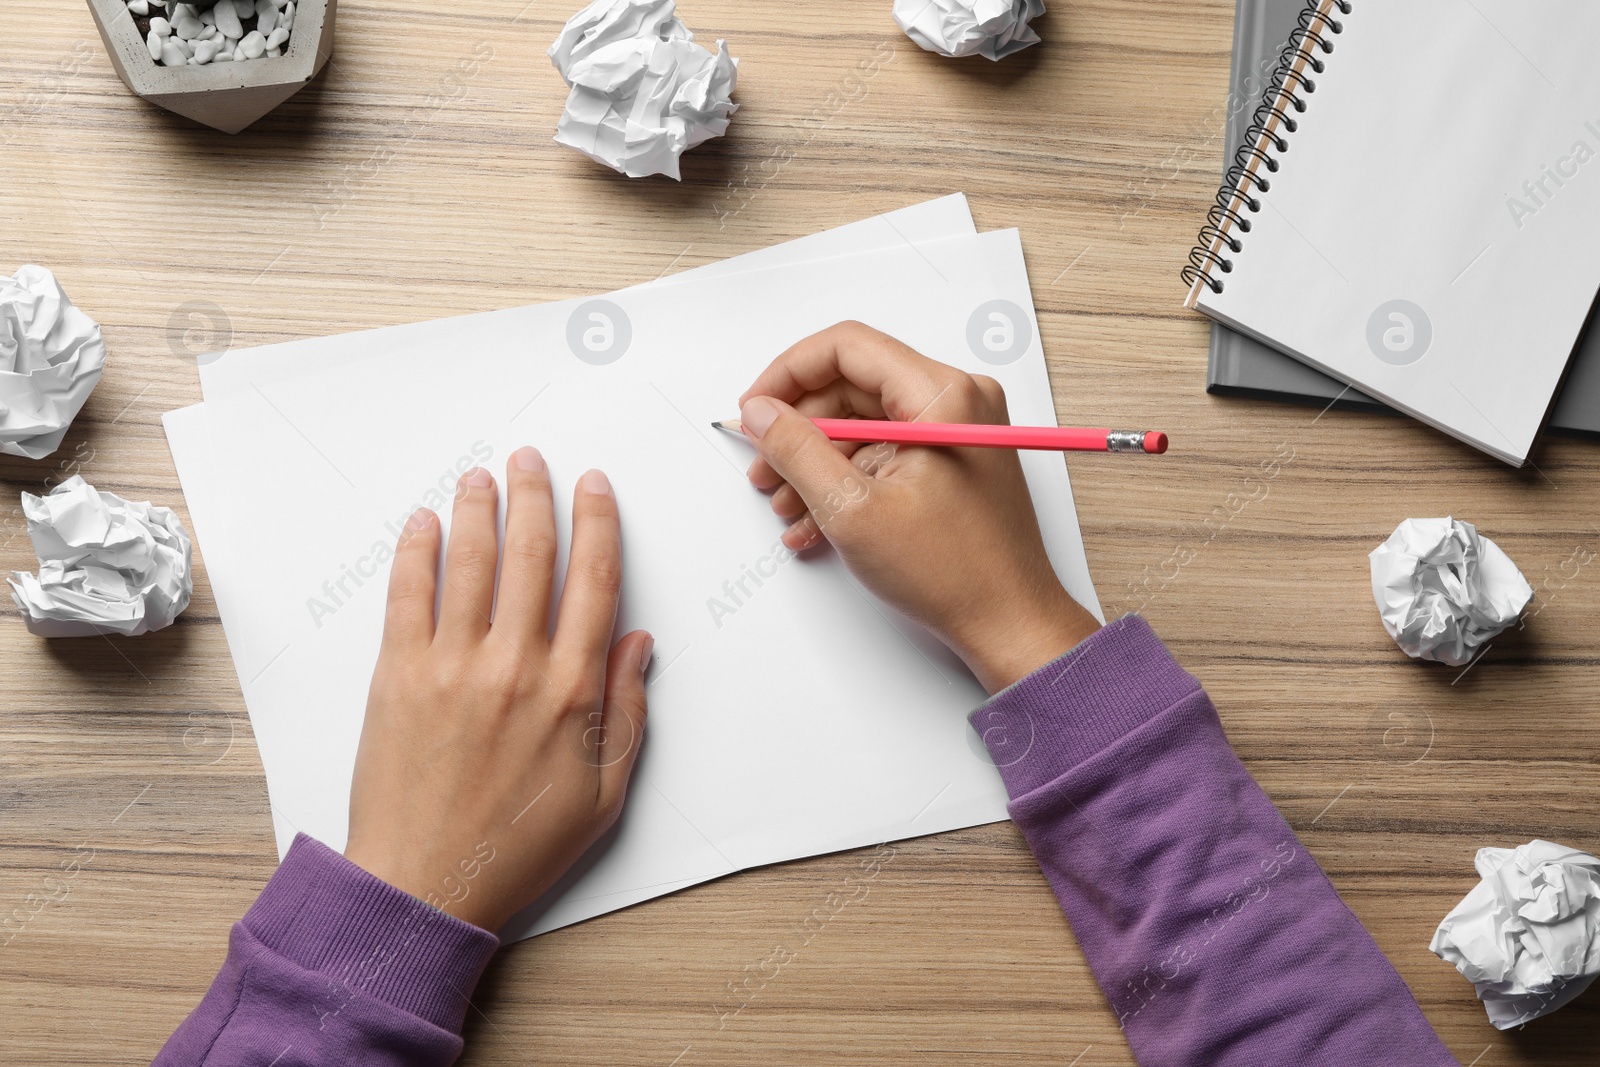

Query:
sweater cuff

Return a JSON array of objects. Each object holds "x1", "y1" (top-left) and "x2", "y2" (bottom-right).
[
  {"x1": 969, "y1": 614, "x2": 1201, "y2": 799},
  {"x1": 241, "y1": 834, "x2": 500, "y2": 1034}
]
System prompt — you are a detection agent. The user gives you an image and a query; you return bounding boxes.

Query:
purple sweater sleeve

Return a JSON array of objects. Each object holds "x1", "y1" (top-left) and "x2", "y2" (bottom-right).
[
  {"x1": 153, "y1": 835, "x2": 499, "y2": 1067},
  {"x1": 971, "y1": 615, "x2": 1460, "y2": 1067}
]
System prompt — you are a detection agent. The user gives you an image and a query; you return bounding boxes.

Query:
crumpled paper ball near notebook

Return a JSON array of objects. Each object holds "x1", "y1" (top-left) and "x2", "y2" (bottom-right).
[{"x1": 1369, "y1": 517, "x2": 1533, "y2": 666}]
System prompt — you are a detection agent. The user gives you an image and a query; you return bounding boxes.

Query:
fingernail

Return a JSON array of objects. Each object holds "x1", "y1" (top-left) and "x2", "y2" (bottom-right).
[
  {"x1": 579, "y1": 469, "x2": 612, "y2": 496},
  {"x1": 638, "y1": 635, "x2": 654, "y2": 678},
  {"x1": 741, "y1": 396, "x2": 780, "y2": 439},
  {"x1": 514, "y1": 447, "x2": 545, "y2": 473},
  {"x1": 407, "y1": 508, "x2": 434, "y2": 530},
  {"x1": 464, "y1": 467, "x2": 493, "y2": 488}
]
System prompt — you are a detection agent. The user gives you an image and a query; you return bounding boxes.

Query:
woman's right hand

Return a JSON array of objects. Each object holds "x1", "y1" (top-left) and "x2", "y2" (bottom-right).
[{"x1": 736, "y1": 321, "x2": 1100, "y2": 694}]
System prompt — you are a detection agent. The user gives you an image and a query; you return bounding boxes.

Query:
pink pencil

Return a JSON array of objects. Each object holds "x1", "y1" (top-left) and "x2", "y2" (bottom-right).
[{"x1": 713, "y1": 418, "x2": 1167, "y2": 455}]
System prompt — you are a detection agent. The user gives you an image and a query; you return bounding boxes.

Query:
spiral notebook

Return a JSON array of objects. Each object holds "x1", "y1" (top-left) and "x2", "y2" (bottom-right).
[
  {"x1": 1202, "y1": 0, "x2": 1600, "y2": 438},
  {"x1": 1185, "y1": 0, "x2": 1600, "y2": 465}
]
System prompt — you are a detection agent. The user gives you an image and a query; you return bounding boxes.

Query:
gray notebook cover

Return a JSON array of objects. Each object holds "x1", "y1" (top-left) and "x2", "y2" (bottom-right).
[{"x1": 1207, "y1": 0, "x2": 1600, "y2": 437}]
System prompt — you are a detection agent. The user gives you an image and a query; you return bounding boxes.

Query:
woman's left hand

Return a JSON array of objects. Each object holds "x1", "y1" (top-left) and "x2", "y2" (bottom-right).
[{"x1": 343, "y1": 447, "x2": 652, "y2": 933}]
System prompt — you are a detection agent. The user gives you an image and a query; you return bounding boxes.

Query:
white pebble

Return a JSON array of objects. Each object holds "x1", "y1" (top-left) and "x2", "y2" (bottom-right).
[
  {"x1": 239, "y1": 30, "x2": 266, "y2": 58},
  {"x1": 149, "y1": 16, "x2": 171, "y2": 36},
  {"x1": 128, "y1": 0, "x2": 149, "y2": 15},
  {"x1": 160, "y1": 37, "x2": 187, "y2": 65},
  {"x1": 266, "y1": 46, "x2": 281, "y2": 57},
  {"x1": 211, "y1": 0, "x2": 243, "y2": 39},
  {"x1": 255, "y1": 0, "x2": 279, "y2": 35},
  {"x1": 198, "y1": 24, "x2": 218, "y2": 40},
  {"x1": 200, "y1": 7, "x2": 215, "y2": 25},
  {"x1": 147, "y1": 29, "x2": 163, "y2": 60},
  {"x1": 193, "y1": 39, "x2": 220, "y2": 63},
  {"x1": 282, "y1": 2, "x2": 294, "y2": 30},
  {"x1": 213, "y1": 48, "x2": 234, "y2": 61},
  {"x1": 266, "y1": 26, "x2": 289, "y2": 49},
  {"x1": 173, "y1": 13, "x2": 203, "y2": 39}
]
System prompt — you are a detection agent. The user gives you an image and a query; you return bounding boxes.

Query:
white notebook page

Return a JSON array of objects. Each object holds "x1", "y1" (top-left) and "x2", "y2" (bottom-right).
[{"x1": 1191, "y1": 0, "x2": 1600, "y2": 465}]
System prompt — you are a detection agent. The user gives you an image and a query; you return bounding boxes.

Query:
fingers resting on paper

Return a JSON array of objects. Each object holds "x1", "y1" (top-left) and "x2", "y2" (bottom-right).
[
  {"x1": 385, "y1": 452, "x2": 628, "y2": 661},
  {"x1": 495, "y1": 446, "x2": 558, "y2": 649},
  {"x1": 351, "y1": 451, "x2": 651, "y2": 933},
  {"x1": 382, "y1": 507, "x2": 441, "y2": 653},
  {"x1": 554, "y1": 470, "x2": 624, "y2": 666},
  {"x1": 597, "y1": 629, "x2": 652, "y2": 801},
  {"x1": 438, "y1": 466, "x2": 500, "y2": 643}
]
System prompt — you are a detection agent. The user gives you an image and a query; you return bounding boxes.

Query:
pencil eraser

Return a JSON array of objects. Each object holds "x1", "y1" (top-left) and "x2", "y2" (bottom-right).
[{"x1": 1144, "y1": 432, "x2": 1169, "y2": 455}]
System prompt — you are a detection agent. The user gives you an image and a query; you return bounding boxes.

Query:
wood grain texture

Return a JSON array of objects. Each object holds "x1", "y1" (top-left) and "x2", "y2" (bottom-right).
[{"x1": 2, "y1": 1, "x2": 1596, "y2": 1064}]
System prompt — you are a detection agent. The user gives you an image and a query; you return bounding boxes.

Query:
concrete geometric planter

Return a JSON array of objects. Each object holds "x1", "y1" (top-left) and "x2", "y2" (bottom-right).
[{"x1": 85, "y1": 0, "x2": 336, "y2": 134}]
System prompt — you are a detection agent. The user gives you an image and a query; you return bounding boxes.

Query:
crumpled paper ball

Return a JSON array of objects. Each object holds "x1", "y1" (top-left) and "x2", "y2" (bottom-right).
[
  {"x1": 548, "y1": 0, "x2": 739, "y2": 180},
  {"x1": 893, "y1": 0, "x2": 1046, "y2": 61},
  {"x1": 7, "y1": 476, "x2": 192, "y2": 638},
  {"x1": 1431, "y1": 840, "x2": 1600, "y2": 1029},
  {"x1": 1368, "y1": 517, "x2": 1532, "y2": 666},
  {"x1": 0, "y1": 265, "x2": 106, "y2": 460}
]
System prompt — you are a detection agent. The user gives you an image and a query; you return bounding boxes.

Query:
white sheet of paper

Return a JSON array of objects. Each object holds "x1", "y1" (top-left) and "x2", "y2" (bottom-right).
[
  {"x1": 169, "y1": 194, "x2": 978, "y2": 866},
  {"x1": 165, "y1": 207, "x2": 1097, "y2": 938},
  {"x1": 196, "y1": 196, "x2": 975, "y2": 395}
]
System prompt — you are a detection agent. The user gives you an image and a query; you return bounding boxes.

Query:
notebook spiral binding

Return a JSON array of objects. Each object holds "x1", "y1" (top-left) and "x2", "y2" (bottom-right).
[{"x1": 1181, "y1": 0, "x2": 1353, "y2": 295}]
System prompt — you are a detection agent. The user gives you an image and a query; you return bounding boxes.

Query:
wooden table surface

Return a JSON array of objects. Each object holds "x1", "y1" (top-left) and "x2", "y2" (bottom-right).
[{"x1": 3, "y1": 1, "x2": 1597, "y2": 1063}]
